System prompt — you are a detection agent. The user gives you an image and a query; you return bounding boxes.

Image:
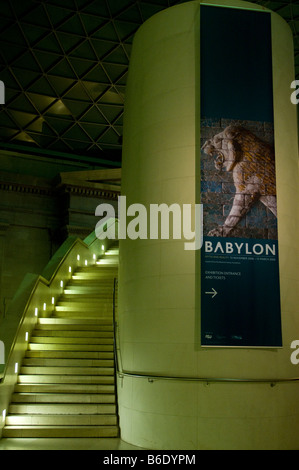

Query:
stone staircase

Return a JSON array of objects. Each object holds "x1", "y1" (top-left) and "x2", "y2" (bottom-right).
[{"x1": 2, "y1": 246, "x2": 119, "y2": 438}]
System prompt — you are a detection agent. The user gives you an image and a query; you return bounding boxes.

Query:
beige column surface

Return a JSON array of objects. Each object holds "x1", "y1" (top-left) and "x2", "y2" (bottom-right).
[{"x1": 118, "y1": 0, "x2": 299, "y2": 450}]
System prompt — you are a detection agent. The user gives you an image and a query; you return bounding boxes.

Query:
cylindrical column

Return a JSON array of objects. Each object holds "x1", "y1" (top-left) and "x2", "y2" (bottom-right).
[{"x1": 118, "y1": 0, "x2": 299, "y2": 449}]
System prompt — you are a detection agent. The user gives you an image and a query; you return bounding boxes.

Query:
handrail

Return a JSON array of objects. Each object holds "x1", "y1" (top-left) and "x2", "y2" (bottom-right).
[
  {"x1": 0, "y1": 274, "x2": 46, "y2": 382},
  {"x1": 112, "y1": 277, "x2": 119, "y2": 375},
  {"x1": 0, "y1": 237, "x2": 88, "y2": 383},
  {"x1": 112, "y1": 286, "x2": 299, "y2": 386},
  {"x1": 116, "y1": 370, "x2": 299, "y2": 385},
  {"x1": 0, "y1": 218, "x2": 119, "y2": 384},
  {"x1": 112, "y1": 277, "x2": 120, "y2": 430}
]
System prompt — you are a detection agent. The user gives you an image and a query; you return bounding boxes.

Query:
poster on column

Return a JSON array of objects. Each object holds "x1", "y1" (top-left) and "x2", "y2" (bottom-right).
[{"x1": 200, "y1": 5, "x2": 282, "y2": 347}]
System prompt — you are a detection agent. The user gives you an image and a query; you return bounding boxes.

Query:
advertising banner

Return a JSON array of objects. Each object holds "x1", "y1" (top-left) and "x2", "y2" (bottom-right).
[{"x1": 200, "y1": 5, "x2": 282, "y2": 347}]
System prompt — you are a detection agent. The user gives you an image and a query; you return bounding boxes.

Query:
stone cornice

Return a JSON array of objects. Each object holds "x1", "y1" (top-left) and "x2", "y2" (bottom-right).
[
  {"x1": 0, "y1": 180, "x2": 54, "y2": 196},
  {"x1": 62, "y1": 183, "x2": 119, "y2": 199},
  {"x1": 0, "y1": 175, "x2": 120, "y2": 200}
]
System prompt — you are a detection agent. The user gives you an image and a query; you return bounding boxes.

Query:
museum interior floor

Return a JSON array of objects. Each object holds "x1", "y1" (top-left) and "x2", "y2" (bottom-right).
[{"x1": 0, "y1": 437, "x2": 145, "y2": 451}]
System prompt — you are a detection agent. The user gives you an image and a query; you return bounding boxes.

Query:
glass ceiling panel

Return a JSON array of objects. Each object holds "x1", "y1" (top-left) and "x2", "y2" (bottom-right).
[{"x1": 0, "y1": 0, "x2": 297, "y2": 166}]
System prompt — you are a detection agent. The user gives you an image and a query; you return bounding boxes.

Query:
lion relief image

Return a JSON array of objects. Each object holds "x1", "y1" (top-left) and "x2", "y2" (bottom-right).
[{"x1": 201, "y1": 125, "x2": 277, "y2": 238}]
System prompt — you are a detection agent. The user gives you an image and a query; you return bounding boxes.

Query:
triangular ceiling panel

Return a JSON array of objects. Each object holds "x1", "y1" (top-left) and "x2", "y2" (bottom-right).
[
  {"x1": 80, "y1": 13, "x2": 107, "y2": 35},
  {"x1": 82, "y1": 64, "x2": 110, "y2": 84},
  {"x1": 57, "y1": 15, "x2": 86, "y2": 36},
  {"x1": 27, "y1": 77, "x2": 57, "y2": 97},
  {"x1": 55, "y1": 32, "x2": 83, "y2": 54},
  {"x1": 46, "y1": 75, "x2": 76, "y2": 96},
  {"x1": 0, "y1": 24, "x2": 25, "y2": 46},
  {"x1": 80, "y1": 82, "x2": 108, "y2": 101},
  {"x1": 19, "y1": 24, "x2": 48, "y2": 46},
  {"x1": 91, "y1": 22, "x2": 119, "y2": 42},
  {"x1": 45, "y1": 4, "x2": 74, "y2": 27},
  {"x1": 80, "y1": 105, "x2": 109, "y2": 125},
  {"x1": 103, "y1": 45, "x2": 129, "y2": 65},
  {"x1": 33, "y1": 51, "x2": 62, "y2": 73},
  {"x1": 49, "y1": 58, "x2": 77, "y2": 80},
  {"x1": 0, "y1": 0, "x2": 297, "y2": 163},
  {"x1": 63, "y1": 123, "x2": 91, "y2": 142},
  {"x1": 34, "y1": 33, "x2": 63, "y2": 54},
  {"x1": 69, "y1": 40, "x2": 98, "y2": 61},
  {"x1": 22, "y1": 4, "x2": 52, "y2": 29},
  {"x1": 108, "y1": 0, "x2": 136, "y2": 17},
  {"x1": 13, "y1": 51, "x2": 41, "y2": 72},
  {"x1": 81, "y1": 0, "x2": 110, "y2": 18}
]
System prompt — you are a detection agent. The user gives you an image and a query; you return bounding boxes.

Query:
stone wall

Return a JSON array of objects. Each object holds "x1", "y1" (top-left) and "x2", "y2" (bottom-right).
[{"x1": 0, "y1": 151, "x2": 120, "y2": 322}]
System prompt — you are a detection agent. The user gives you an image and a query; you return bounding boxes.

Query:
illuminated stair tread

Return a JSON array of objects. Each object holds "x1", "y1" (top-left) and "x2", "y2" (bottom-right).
[
  {"x1": 2, "y1": 426, "x2": 119, "y2": 438},
  {"x1": 11, "y1": 392, "x2": 115, "y2": 403},
  {"x1": 6, "y1": 415, "x2": 117, "y2": 425},
  {"x1": 9, "y1": 403, "x2": 116, "y2": 413},
  {"x1": 25, "y1": 350, "x2": 114, "y2": 358},
  {"x1": 18, "y1": 375, "x2": 114, "y2": 384},
  {"x1": 14, "y1": 384, "x2": 115, "y2": 393}
]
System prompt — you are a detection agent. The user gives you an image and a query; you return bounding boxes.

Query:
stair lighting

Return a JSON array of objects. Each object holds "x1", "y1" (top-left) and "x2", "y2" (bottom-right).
[
  {"x1": 77, "y1": 254, "x2": 80, "y2": 261},
  {"x1": 14, "y1": 362, "x2": 18, "y2": 374},
  {"x1": 25, "y1": 332, "x2": 29, "y2": 342},
  {"x1": 34, "y1": 307, "x2": 38, "y2": 317},
  {"x1": 51, "y1": 297, "x2": 55, "y2": 305},
  {"x1": 69, "y1": 266, "x2": 72, "y2": 273},
  {"x1": 2, "y1": 409, "x2": 6, "y2": 422},
  {"x1": 85, "y1": 259, "x2": 88, "y2": 266},
  {"x1": 101, "y1": 245, "x2": 105, "y2": 251},
  {"x1": 43, "y1": 303, "x2": 46, "y2": 311},
  {"x1": 60, "y1": 280, "x2": 63, "y2": 288}
]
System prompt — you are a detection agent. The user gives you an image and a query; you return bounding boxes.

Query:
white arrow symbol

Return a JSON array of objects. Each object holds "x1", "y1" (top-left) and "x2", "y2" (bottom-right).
[{"x1": 205, "y1": 288, "x2": 217, "y2": 298}]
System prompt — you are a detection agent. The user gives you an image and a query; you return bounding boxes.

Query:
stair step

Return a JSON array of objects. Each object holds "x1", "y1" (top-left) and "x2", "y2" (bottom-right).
[
  {"x1": 2, "y1": 425, "x2": 119, "y2": 438},
  {"x1": 53, "y1": 311, "x2": 113, "y2": 319},
  {"x1": 35, "y1": 324, "x2": 113, "y2": 333},
  {"x1": 28, "y1": 343, "x2": 113, "y2": 351},
  {"x1": 25, "y1": 351, "x2": 113, "y2": 359},
  {"x1": 20, "y1": 366, "x2": 114, "y2": 375},
  {"x1": 96, "y1": 260, "x2": 118, "y2": 266},
  {"x1": 11, "y1": 393, "x2": 115, "y2": 404},
  {"x1": 37, "y1": 317, "x2": 113, "y2": 326},
  {"x1": 72, "y1": 272, "x2": 117, "y2": 279},
  {"x1": 55, "y1": 302, "x2": 112, "y2": 310},
  {"x1": 22, "y1": 358, "x2": 114, "y2": 367},
  {"x1": 76, "y1": 266, "x2": 118, "y2": 272},
  {"x1": 32, "y1": 330, "x2": 113, "y2": 338},
  {"x1": 18, "y1": 375, "x2": 114, "y2": 384},
  {"x1": 9, "y1": 403, "x2": 116, "y2": 415},
  {"x1": 67, "y1": 277, "x2": 114, "y2": 283},
  {"x1": 60, "y1": 294, "x2": 113, "y2": 301},
  {"x1": 64, "y1": 286, "x2": 114, "y2": 293},
  {"x1": 56, "y1": 298, "x2": 113, "y2": 305},
  {"x1": 14, "y1": 383, "x2": 115, "y2": 394},
  {"x1": 5, "y1": 414, "x2": 117, "y2": 426},
  {"x1": 30, "y1": 336, "x2": 113, "y2": 344}
]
